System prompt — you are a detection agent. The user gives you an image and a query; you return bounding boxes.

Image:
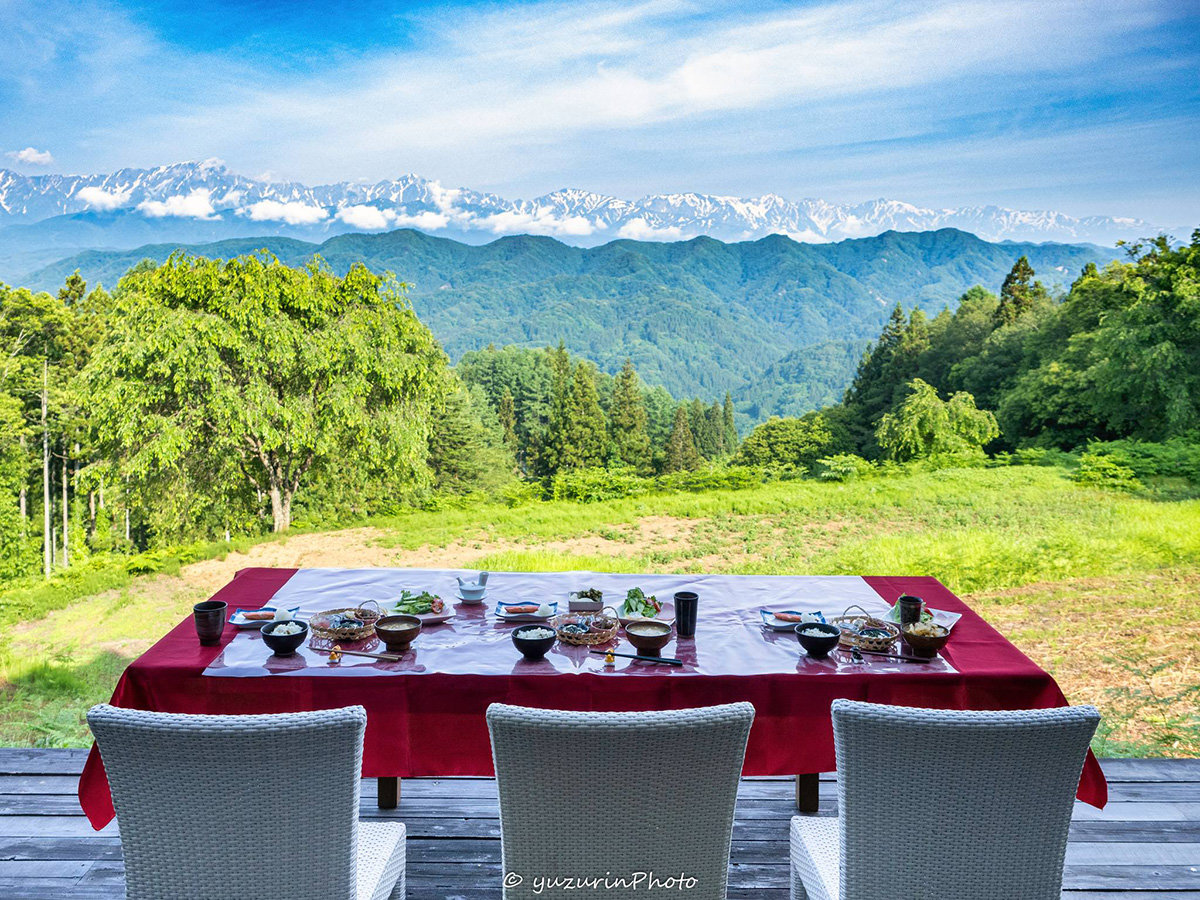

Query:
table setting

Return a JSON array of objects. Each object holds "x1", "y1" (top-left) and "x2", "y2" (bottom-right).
[{"x1": 76, "y1": 567, "x2": 1109, "y2": 829}]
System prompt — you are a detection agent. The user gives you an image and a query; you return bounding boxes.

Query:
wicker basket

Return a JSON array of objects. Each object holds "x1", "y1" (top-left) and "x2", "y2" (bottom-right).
[
  {"x1": 308, "y1": 600, "x2": 382, "y2": 642},
  {"x1": 552, "y1": 606, "x2": 620, "y2": 646},
  {"x1": 831, "y1": 604, "x2": 901, "y2": 652}
]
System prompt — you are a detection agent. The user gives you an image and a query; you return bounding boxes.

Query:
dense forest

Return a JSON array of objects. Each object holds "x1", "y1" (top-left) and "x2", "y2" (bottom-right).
[
  {"x1": 16, "y1": 228, "x2": 1113, "y2": 417},
  {"x1": 1, "y1": 230, "x2": 1195, "y2": 584}
]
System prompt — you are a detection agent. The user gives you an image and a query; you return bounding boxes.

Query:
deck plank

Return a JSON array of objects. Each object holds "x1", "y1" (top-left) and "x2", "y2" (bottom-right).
[{"x1": 0, "y1": 752, "x2": 1196, "y2": 897}]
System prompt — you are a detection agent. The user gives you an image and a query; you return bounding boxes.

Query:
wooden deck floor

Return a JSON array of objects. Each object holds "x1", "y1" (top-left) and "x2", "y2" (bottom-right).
[{"x1": 0, "y1": 750, "x2": 1196, "y2": 899}]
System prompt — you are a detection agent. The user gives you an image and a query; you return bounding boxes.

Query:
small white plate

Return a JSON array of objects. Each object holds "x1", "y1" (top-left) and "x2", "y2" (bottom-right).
[
  {"x1": 760, "y1": 609, "x2": 826, "y2": 632},
  {"x1": 387, "y1": 598, "x2": 455, "y2": 625},
  {"x1": 229, "y1": 606, "x2": 300, "y2": 629},
  {"x1": 495, "y1": 601, "x2": 557, "y2": 622}
]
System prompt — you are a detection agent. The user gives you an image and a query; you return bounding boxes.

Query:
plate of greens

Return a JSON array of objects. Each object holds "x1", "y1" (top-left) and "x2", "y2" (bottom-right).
[
  {"x1": 390, "y1": 590, "x2": 455, "y2": 625},
  {"x1": 618, "y1": 587, "x2": 675, "y2": 626}
]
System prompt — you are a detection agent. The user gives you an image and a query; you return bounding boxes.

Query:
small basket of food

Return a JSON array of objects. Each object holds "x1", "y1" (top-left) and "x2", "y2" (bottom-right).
[
  {"x1": 552, "y1": 606, "x2": 620, "y2": 645},
  {"x1": 308, "y1": 600, "x2": 382, "y2": 642},
  {"x1": 568, "y1": 587, "x2": 604, "y2": 613},
  {"x1": 831, "y1": 604, "x2": 901, "y2": 652}
]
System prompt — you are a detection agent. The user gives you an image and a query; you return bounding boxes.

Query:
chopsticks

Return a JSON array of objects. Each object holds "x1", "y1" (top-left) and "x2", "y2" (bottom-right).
[
  {"x1": 847, "y1": 646, "x2": 933, "y2": 664},
  {"x1": 589, "y1": 649, "x2": 683, "y2": 666},
  {"x1": 325, "y1": 648, "x2": 404, "y2": 663}
]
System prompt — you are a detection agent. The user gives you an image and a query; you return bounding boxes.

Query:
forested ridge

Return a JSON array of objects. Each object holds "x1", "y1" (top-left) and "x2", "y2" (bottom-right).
[
  {"x1": 15, "y1": 227, "x2": 1112, "y2": 418},
  {"x1": 0, "y1": 230, "x2": 1195, "y2": 588}
]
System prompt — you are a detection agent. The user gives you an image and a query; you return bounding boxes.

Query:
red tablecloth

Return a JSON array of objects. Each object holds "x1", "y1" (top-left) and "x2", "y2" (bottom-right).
[{"x1": 78, "y1": 569, "x2": 1107, "y2": 828}]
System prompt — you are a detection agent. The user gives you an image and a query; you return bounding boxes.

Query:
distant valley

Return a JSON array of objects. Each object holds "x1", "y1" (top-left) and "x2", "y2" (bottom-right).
[{"x1": 20, "y1": 227, "x2": 1116, "y2": 421}]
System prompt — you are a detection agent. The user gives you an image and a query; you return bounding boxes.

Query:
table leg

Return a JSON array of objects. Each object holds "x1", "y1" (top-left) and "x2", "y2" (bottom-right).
[
  {"x1": 378, "y1": 777, "x2": 400, "y2": 809},
  {"x1": 795, "y1": 773, "x2": 819, "y2": 813}
]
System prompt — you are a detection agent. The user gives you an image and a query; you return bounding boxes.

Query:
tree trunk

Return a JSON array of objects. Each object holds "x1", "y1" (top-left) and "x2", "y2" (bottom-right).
[
  {"x1": 18, "y1": 434, "x2": 27, "y2": 530},
  {"x1": 268, "y1": 484, "x2": 292, "y2": 532},
  {"x1": 89, "y1": 490, "x2": 96, "y2": 538},
  {"x1": 61, "y1": 450, "x2": 69, "y2": 568},
  {"x1": 42, "y1": 362, "x2": 51, "y2": 579}
]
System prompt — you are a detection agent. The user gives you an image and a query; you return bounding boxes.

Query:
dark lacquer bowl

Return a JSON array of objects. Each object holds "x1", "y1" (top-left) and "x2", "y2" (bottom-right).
[
  {"x1": 623, "y1": 619, "x2": 673, "y2": 656},
  {"x1": 902, "y1": 622, "x2": 951, "y2": 658},
  {"x1": 512, "y1": 623, "x2": 557, "y2": 660},
  {"x1": 260, "y1": 620, "x2": 308, "y2": 656},
  {"x1": 375, "y1": 615, "x2": 422, "y2": 652},
  {"x1": 795, "y1": 622, "x2": 841, "y2": 659}
]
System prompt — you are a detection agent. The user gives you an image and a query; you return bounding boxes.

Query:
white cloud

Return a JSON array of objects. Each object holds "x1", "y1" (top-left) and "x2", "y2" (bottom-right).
[
  {"x1": 477, "y1": 209, "x2": 596, "y2": 237},
  {"x1": 336, "y1": 204, "x2": 391, "y2": 230},
  {"x1": 137, "y1": 188, "x2": 217, "y2": 219},
  {"x1": 244, "y1": 198, "x2": 328, "y2": 225},
  {"x1": 615, "y1": 217, "x2": 684, "y2": 241},
  {"x1": 76, "y1": 185, "x2": 130, "y2": 211},
  {"x1": 7, "y1": 146, "x2": 54, "y2": 165},
  {"x1": 391, "y1": 210, "x2": 450, "y2": 230}
]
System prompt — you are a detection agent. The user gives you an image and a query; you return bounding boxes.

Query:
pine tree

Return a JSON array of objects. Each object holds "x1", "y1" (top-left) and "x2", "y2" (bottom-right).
[
  {"x1": 664, "y1": 406, "x2": 701, "y2": 472},
  {"x1": 707, "y1": 400, "x2": 725, "y2": 456},
  {"x1": 57, "y1": 271, "x2": 86, "y2": 306},
  {"x1": 563, "y1": 362, "x2": 608, "y2": 469},
  {"x1": 722, "y1": 392, "x2": 738, "y2": 454},
  {"x1": 995, "y1": 256, "x2": 1046, "y2": 325},
  {"x1": 498, "y1": 388, "x2": 517, "y2": 448},
  {"x1": 688, "y1": 398, "x2": 719, "y2": 459},
  {"x1": 609, "y1": 359, "x2": 651, "y2": 472}
]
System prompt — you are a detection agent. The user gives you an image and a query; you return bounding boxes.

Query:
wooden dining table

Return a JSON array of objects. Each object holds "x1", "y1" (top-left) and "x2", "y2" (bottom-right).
[{"x1": 77, "y1": 567, "x2": 1108, "y2": 828}]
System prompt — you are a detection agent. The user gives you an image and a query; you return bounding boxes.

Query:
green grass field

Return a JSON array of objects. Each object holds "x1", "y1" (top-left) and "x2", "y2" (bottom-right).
[{"x1": 2, "y1": 465, "x2": 1197, "y2": 754}]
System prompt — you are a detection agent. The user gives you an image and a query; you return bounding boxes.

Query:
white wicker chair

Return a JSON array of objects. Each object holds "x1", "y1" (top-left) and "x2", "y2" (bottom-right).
[
  {"x1": 486, "y1": 702, "x2": 754, "y2": 900},
  {"x1": 87, "y1": 704, "x2": 405, "y2": 900},
  {"x1": 790, "y1": 700, "x2": 1100, "y2": 900}
]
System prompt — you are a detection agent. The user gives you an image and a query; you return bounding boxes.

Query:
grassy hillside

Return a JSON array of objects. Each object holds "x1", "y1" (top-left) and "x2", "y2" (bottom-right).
[
  {"x1": 1, "y1": 465, "x2": 1196, "y2": 755},
  {"x1": 16, "y1": 228, "x2": 1113, "y2": 406}
]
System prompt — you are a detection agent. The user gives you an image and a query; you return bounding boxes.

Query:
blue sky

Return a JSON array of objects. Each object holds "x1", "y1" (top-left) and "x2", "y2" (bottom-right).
[{"x1": 1, "y1": 0, "x2": 1197, "y2": 225}]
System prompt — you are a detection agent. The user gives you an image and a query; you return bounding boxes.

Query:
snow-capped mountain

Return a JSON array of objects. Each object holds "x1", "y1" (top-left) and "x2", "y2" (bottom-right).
[{"x1": 0, "y1": 160, "x2": 1168, "y2": 249}]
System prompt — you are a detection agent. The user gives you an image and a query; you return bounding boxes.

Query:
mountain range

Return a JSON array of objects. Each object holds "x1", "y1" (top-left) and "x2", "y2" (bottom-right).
[
  {"x1": 0, "y1": 161, "x2": 1171, "y2": 281},
  {"x1": 21, "y1": 227, "x2": 1115, "y2": 420}
]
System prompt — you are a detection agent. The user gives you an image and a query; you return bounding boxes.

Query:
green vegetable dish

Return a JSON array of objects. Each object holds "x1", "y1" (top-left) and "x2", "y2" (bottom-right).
[
  {"x1": 621, "y1": 587, "x2": 662, "y2": 618},
  {"x1": 392, "y1": 590, "x2": 445, "y2": 616}
]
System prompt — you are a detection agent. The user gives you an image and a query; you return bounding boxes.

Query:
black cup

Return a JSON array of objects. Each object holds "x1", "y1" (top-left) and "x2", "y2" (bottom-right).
[
  {"x1": 674, "y1": 591, "x2": 699, "y2": 637},
  {"x1": 193, "y1": 600, "x2": 228, "y2": 646}
]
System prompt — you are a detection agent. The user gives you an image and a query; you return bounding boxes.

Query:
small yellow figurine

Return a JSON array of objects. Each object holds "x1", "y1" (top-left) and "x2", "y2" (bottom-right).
[
  {"x1": 329, "y1": 644, "x2": 344, "y2": 664},
  {"x1": 603, "y1": 649, "x2": 616, "y2": 665}
]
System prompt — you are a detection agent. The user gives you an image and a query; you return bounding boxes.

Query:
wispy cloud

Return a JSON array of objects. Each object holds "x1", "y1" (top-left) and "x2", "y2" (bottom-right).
[{"x1": 0, "y1": 0, "x2": 1195, "y2": 222}]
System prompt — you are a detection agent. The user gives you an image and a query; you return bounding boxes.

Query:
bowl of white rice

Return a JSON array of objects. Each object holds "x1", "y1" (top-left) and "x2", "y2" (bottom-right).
[{"x1": 512, "y1": 624, "x2": 557, "y2": 660}]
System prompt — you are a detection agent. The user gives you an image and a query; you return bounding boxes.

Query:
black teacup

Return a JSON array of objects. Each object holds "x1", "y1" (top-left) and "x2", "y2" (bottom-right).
[{"x1": 193, "y1": 600, "x2": 228, "y2": 646}]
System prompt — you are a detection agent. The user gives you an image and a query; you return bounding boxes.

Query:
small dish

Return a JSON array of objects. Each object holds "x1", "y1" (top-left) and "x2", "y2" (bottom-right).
[
  {"x1": 901, "y1": 622, "x2": 951, "y2": 658},
  {"x1": 623, "y1": 618, "x2": 673, "y2": 656},
  {"x1": 795, "y1": 622, "x2": 840, "y2": 659},
  {"x1": 567, "y1": 590, "x2": 604, "y2": 613},
  {"x1": 457, "y1": 572, "x2": 489, "y2": 603},
  {"x1": 617, "y1": 600, "x2": 676, "y2": 627},
  {"x1": 760, "y1": 609, "x2": 825, "y2": 632},
  {"x1": 260, "y1": 620, "x2": 308, "y2": 656},
  {"x1": 884, "y1": 604, "x2": 962, "y2": 631},
  {"x1": 495, "y1": 601, "x2": 557, "y2": 622},
  {"x1": 375, "y1": 615, "x2": 423, "y2": 652},
  {"x1": 512, "y1": 623, "x2": 556, "y2": 660},
  {"x1": 229, "y1": 606, "x2": 300, "y2": 629}
]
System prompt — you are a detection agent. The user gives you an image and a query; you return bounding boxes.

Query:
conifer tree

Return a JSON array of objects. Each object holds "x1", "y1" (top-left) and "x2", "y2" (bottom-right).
[
  {"x1": 609, "y1": 359, "x2": 651, "y2": 472},
  {"x1": 498, "y1": 388, "x2": 517, "y2": 448},
  {"x1": 664, "y1": 406, "x2": 702, "y2": 472},
  {"x1": 995, "y1": 256, "x2": 1047, "y2": 325},
  {"x1": 722, "y1": 392, "x2": 738, "y2": 454},
  {"x1": 563, "y1": 362, "x2": 608, "y2": 469},
  {"x1": 707, "y1": 400, "x2": 725, "y2": 456}
]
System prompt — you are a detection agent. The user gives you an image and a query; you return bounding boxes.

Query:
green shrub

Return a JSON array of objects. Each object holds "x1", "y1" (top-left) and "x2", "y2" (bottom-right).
[
  {"x1": 816, "y1": 454, "x2": 875, "y2": 482},
  {"x1": 1083, "y1": 439, "x2": 1200, "y2": 483},
  {"x1": 1074, "y1": 452, "x2": 1142, "y2": 491},
  {"x1": 551, "y1": 467, "x2": 648, "y2": 503},
  {"x1": 657, "y1": 465, "x2": 766, "y2": 493}
]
